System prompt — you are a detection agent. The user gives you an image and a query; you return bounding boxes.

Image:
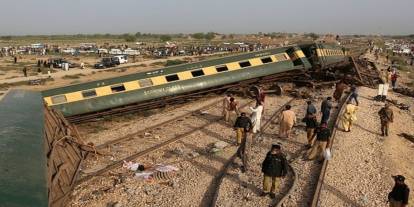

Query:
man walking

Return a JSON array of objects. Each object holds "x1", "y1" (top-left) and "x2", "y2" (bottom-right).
[
  {"x1": 306, "y1": 122, "x2": 331, "y2": 161},
  {"x1": 261, "y1": 144, "x2": 287, "y2": 199},
  {"x1": 222, "y1": 94, "x2": 232, "y2": 122},
  {"x1": 388, "y1": 175, "x2": 410, "y2": 207},
  {"x1": 23, "y1": 67, "x2": 27, "y2": 77},
  {"x1": 378, "y1": 103, "x2": 394, "y2": 136},
  {"x1": 228, "y1": 97, "x2": 239, "y2": 125},
  {"x1": 279, "y1": 105, "x2": 296, "y2": 138},
  {"x1": 333, "y1": 80, "x2": 347, "y2": 102},
  {"x1": 391, "y1": 69, "x2": 398, "y2": 89},
  {"x1": 233, "y1": 112, "x2": 252, "y2": 146},
  {"x1": 305, "y1": 101, "x2": 317, "y2": 146},
  {"x1": 378, "y1": 68, "x2": 391, "y2": 101},
  {"x1": 250, "y1": 102, "x2": 264, "y2": 134},
  {"x1": 341, "y1": 101, "x2": 357, "y2": 132},
  {"x1": 349, "y1": 85, "x2": 359, "y2": 106},
  {"x1": 321, "y1": 97, "x2": 333, "y2": 123}
]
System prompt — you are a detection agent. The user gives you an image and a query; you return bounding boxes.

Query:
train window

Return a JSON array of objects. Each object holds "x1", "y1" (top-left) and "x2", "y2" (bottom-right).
[
  {"x1": 274, "y1": 54, "x2": 288, "y2": 61},
  {"x1": 216, "y1": 65, "x2": 228, "y2": 72},
  {"x1": 111, "y1": 84, "x2": 126, "y2": 93},
  {"x1": 51, "y1": 95, "x2": 67, "y2": 104},
  {"x1": 261, "y1": 57, "x2": 273, "y2": 64},
  {"x1": 138, "y1": 78, "x2": 153, "y2": 87},
  {"x1": 166, "y1": 74, "x2": 179, "y2": 82},
  {"x1": 191, "y1": 69, "x2": 205, "y2": 77},
  {"x1": 82, "y1": 90, "x2": 97, "y2": 98},
  {"x1": 239, "y1": 61, "x2": 251, "y2": 68}
]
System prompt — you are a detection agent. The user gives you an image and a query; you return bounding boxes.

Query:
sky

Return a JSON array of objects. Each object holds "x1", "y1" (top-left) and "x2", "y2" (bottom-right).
[{"x1": 0, "y1": 0, "x2": 413, "y2": 36}]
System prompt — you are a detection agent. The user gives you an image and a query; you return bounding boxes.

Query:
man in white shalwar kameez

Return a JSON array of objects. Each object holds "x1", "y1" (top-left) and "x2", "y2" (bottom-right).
[{"x1": 250, "y1": 102, "x2": 264, "y2": 134}]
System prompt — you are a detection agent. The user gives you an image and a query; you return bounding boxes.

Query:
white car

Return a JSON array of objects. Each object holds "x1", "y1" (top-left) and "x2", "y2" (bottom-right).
[{"x1": 112, "y1": 55, "x2": 128, "y2": 64}]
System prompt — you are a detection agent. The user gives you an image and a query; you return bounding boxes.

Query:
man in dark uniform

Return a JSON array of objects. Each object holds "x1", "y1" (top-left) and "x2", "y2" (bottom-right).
[
  {"x1": 234, "y1": 112, "x2": 252, "y2": 145},
  {"x1": 305, "y1": 101, "x2": 317, "y2": 147},
  {"x1": 388, "y1": 175, "x2": 410, "y2": 207},
  {"x1": 23, "y1": 67, "x2": 27, "y2": 77},
  {"x1": 307, "y1": 122, "x2": 331, "y2": 161},
  {"x1": 261, "y1": 144, "x2": 287, "y2": 199},
  {"x1": 320, "y1": 97, "x2": 333, "y2": 123},
  {"x1": 349, "y1": 85, "x2": 359, "y2": 106},
  {"x1": 378, "y1": 103, "x2": 394, "y2": 136},
  {"x1": 234, "y1": 112, "x2": 252, "y2": 172}
]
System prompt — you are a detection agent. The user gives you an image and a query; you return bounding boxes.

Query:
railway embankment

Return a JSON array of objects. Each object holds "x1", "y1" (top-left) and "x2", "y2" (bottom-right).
[{"x1": 319, "y1": 87, "x2": 414, "y2": 207}]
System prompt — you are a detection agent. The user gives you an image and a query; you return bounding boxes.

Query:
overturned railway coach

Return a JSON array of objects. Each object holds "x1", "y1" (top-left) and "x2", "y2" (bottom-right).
[{"x1": 42, "y1": 43, "x2": 348, "y2": 119}]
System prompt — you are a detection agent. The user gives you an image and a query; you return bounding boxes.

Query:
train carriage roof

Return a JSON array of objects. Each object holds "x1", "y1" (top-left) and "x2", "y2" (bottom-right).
[{"x1": 0, "y1": 90, "x2": 48, "y2": 207}]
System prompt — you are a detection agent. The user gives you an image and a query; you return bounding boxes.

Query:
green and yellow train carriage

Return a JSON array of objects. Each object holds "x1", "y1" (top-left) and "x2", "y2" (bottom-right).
[{"x1": 42, "y1": 43, "x2": 346, "y2": 118}]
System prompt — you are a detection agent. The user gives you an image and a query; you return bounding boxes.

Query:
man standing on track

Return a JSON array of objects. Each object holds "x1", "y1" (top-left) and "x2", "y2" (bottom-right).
[
  {"x1": 341, "y1": 100, "x2": 357, "y2": 132},
  {"x1": 222, "y1": 94, "x2": 232, "y2": 123},
  {"x1": 228, "y1": 97, "x2": 239, "y2": 125},
  {"x1": 306, "y1": 122, "x2": 331, "y2": 162},
  {"x1": 250, "y1": 102, "x2": 264, "y2": 134},
  {"x1": 305, "y1": 101, "x2": 317, "y2": 147},
  {"x1": 261, "y1": 144, "x2": 287, "y2": 199},
  {"x1": 320, "y1": 97, "x2": 333, "y2": 124},
  {"x1": 349, "y1": 85, "x2": 359, "y2": 106},
  {"x1": 388, "y1": 175, "x2": 410, "y2": 207},
  {"x1": 333, "y1": 80, "x2": 347, "y2": 102},
  {"x1": 233, "y1": 112, "x2": 252, "y2": 146},
  {"x1": 279, "y1": 105, "x2": 296, "y2": 138},
  {"x1": 378, "y1": 103, "x2": 394, "y2": 136}
]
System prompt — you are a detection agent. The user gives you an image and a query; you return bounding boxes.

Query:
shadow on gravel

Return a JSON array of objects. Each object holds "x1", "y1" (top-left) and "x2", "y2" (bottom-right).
[
  {"x1": 354, "y1": 123, "x2": 382, "y2": 136},
  {"x1": 323, "y1": 184, "x2": 363, "y2": 207}
]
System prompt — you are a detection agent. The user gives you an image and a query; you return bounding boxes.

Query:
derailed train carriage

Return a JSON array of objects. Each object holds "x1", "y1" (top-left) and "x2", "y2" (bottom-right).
[
  {"x1": 42, "y1": 43, "x2": 348, "y2": 121},
  {"x1": 0, "y1": 43, "x2": 349, "y2": 207}
]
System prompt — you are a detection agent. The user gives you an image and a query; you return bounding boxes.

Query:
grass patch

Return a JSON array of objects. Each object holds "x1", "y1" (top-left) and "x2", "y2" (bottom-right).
[
  {"x1": 149, "y1": 61, "x2": 165, "y2": 66},
  {"x1": 62, "y1": 73, "x2": 86, "y2": 79},
  {"x1": 70, "y1": 80, "x2": 82, "y2": 84},
  {"x1": 165, "y1": 59, "x2": 188, "y2": 66}
]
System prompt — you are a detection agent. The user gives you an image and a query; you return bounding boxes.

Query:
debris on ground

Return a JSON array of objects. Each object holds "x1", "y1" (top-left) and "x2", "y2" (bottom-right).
[
  {"x1": 214, "y1": 141, "x2": 229, "y2": 149},
  {"x1": 122, "y1": 161, "x2": 143, "y2": 171},
  {"x1": 387, "y1": 99, "x2": 410, "y2": 111},
  {"x1": 209, "y1": 141, "x2": 230, "y2": 154},
  {"x1": 134, "y1": 164, "x2": 179, "y2": 181}
]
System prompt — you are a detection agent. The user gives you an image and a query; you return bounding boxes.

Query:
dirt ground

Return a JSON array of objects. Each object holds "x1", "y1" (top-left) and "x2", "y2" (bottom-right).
[{"x1": 320, "y1": 87, "x2": 414, "y2": 207}]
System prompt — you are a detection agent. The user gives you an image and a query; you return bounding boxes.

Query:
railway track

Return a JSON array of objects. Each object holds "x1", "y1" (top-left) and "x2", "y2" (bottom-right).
[
  {"x1": 208, "y1": 98, "x2": 296, "y2": 207},
  {"x1": 204, "y1": 89, "x2": 351, "y2": 207},
  {"x1": 75, "y1": 98, "x2": 255, "y2": 185},
  {"x1": 274, "y1": 93, "x2": 352, "y2": 207}
]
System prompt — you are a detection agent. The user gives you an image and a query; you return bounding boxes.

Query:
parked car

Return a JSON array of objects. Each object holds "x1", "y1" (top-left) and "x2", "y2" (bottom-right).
[
  {"x1": 94, "y1": 57, "x2": 116, "y2": 69},
  {"x1": 112, "y1": 55, "x2": 128, "y2": 65},
  {"x1": 48, "y1": 58, "x2": 78, "y2": 68}
]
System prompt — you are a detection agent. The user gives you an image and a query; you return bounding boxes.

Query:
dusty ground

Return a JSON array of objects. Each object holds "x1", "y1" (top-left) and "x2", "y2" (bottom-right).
[
  {"x1": 319, "y1": 87, "x2": 414, "y2": 207},
  {"x1": 69, "y1": 96, "x2": 255, "y2": 207}
]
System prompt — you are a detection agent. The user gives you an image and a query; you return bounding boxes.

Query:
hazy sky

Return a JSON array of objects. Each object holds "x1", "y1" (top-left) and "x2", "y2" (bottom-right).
[{"x1": 1, "y1": 0, "x2": 413, "y2": 35}]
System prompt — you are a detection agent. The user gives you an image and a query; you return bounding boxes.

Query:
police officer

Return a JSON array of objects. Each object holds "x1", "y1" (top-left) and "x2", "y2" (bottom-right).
[
  {"x1": 388, "y1": 175, "x2": 410, "y2": 207},
  {"x1": 261, "y1": 144, "x2": 287, "y2": 199},
  {"x1": 378, "y1": 103, "x2": 394, "y2": 136}
]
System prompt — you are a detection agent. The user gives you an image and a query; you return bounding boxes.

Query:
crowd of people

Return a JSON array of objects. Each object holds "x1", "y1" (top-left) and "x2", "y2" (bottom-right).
[{"x1": 219, "y1": 84, "x2": 409, "y2": 205}]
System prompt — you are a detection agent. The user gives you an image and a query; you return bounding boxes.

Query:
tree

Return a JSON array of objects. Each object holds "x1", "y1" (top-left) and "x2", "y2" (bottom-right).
[
  {"x1": 205, "y1": 32, "x2": 215, "y2": 40},
  {"x1": 160, "y1": 35, "x2": 172, "y2": 42},
  {"x1": 135, "y1": 32, "x2": 142, "y2": 37},
  {"x1": 123, "y1": 34, "x2": 137, "y2": 42},
  {"x1": 307, "y1": 33, "x2": 319, "y2": 40},
  {"x1": 192, "y1": 33, "x2": 205, "y2": 39}
]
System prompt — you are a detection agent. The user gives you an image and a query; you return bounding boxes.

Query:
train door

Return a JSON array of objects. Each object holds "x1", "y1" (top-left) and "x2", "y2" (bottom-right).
[
  {"x1": 315, "y1": 44, "x2": 326, "y2": 69},
  {"x1": 287, "y1": 47, "x2": 303, "y2": 67}
]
